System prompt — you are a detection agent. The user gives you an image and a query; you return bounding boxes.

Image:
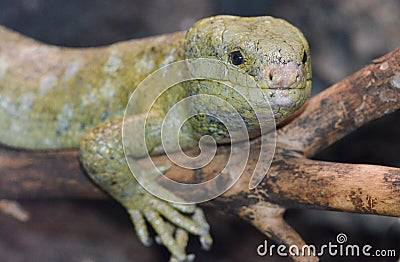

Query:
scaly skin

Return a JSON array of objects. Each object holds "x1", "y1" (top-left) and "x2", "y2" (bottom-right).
[{"x1": 0, "y1": 16, "x2": 311, "y2": 261}]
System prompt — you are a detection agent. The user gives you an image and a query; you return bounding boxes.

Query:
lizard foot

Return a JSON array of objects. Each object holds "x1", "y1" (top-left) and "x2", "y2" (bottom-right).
[{"x1": 126, "y1": 187, "x2": 212, "y2": 261}]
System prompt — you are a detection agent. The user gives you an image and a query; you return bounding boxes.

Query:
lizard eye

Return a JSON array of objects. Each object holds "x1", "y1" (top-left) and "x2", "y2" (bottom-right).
[
  {"x1": 302, "y1": 50, "x2": 308, "y2": 64},
  {"x1": 230, "y1": 50, "x2": 245, "y2": 65}
]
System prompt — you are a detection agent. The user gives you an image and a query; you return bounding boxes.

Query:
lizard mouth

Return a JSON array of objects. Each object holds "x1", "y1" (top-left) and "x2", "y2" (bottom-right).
[
  {"x1": 256, "y1": 77, "x2": 311, "y2": 91},
  {"x1": 268, "y1": 86, "x2": 292, "y2": 90},
  {"x1": 257, "y1": 78, "x2": 312, "y2": 124}
]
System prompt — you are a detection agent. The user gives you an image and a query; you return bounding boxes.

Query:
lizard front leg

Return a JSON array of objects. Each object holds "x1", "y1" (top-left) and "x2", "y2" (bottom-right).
[{"x1": 79, "y1": 118, "x2": 212, "y2": 261}]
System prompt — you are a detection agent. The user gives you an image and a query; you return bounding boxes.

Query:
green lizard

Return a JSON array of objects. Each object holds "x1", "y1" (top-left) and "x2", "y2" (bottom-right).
[{"x1": 0, "y1": 15, "x2": 311, "y2": 261}]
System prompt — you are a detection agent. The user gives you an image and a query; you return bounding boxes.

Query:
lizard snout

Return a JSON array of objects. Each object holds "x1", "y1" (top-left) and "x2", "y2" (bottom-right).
[{"x1": 263, "y1": 61, "x2": 304, "y2": 89}]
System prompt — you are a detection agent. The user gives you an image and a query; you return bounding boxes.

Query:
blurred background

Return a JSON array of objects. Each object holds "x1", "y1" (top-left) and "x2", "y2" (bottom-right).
[{"x1": 0, "y1": 0, "x2": 399, "y2": 261}]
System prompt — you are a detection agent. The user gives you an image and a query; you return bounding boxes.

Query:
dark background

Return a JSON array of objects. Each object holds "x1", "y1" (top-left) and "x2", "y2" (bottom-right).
[{"x1": 0, "y1": 0, "x2": 399, "y2": 261}]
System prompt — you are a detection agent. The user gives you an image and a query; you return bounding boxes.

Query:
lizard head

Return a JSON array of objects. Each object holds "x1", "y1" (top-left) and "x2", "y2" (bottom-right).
[{"x1": 184, "y1": 15, "x2": 311, "y2": 132}]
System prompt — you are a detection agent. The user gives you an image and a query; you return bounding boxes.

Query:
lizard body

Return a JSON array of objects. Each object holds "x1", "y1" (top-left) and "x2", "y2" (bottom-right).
[{"x1": 0, "y1": 16, "x2": 311, "y2": 261}]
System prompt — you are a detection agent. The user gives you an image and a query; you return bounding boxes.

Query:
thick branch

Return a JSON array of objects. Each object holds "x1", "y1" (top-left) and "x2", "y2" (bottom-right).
[
  {"x1": 184, "y1": 145, "x2": 400, "y2": 217},
  {"x1": 1, "y1": 140, "x2": 399, "y2": 217},
  {"x1": 265, "y1": 157, "x2": 400, "y2": 216},
  {"x1": 278, "y1": 48, "x2": 400, "y2": 157},
  {"x1": 0, "y1": 148, "x2": 104, "y2": 199}
]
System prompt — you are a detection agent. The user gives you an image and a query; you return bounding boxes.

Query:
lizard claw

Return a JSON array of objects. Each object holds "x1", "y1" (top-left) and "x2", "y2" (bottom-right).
[{"x1": 169, "y1": 253, "x2": 195, "y2": 262}]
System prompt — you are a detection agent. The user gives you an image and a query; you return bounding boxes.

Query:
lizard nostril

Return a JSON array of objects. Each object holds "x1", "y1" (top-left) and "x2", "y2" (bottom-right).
[
  {"x1": 268, "y1": 71, "x2": 273, "y2": 81},
  {"x1": 295, "y1": 71, "x2": 300, "y2": 83}
]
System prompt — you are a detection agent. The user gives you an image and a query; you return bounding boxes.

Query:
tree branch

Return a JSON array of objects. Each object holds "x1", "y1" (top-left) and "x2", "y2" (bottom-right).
[{"x1": 0, "y1": 148, "x2": 104, "y2": 199}]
